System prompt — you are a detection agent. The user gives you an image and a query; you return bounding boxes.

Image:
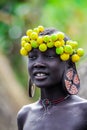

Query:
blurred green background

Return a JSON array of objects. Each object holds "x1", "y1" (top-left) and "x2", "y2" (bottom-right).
[{"x1": 0, "y1": 0, "x2": 87, "y2": 129}]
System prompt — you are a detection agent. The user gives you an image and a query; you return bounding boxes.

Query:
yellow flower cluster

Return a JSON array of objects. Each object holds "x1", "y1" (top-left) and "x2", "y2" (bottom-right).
[{"x1": 20, "y1": 25, "x2": 84, "y2": 62}]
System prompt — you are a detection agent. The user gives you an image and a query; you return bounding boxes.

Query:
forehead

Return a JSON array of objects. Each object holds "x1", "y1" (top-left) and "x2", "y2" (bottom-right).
[{"x1": 29, "y1": 47, "x2": 58, "y2": 56}]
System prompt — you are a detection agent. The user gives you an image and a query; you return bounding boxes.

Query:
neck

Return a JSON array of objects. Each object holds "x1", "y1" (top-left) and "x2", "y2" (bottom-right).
[{"x1": 40, "y1": 85, "x2": 68, "y2": 100}]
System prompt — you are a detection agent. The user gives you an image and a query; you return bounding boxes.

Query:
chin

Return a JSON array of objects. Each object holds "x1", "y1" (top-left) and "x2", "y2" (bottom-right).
[
  {"x1": 35, "y1": 81, "x2": 58, "y2": 89},
  {"x1": 33, "y1": 77, "x2": 60, "y2": 89},
  {"x1": 35, "y1": 83, "x2": 49, "y2": 88},
  {"x1": 34, "y1": 81, "x2": 51, "y2": 88}
]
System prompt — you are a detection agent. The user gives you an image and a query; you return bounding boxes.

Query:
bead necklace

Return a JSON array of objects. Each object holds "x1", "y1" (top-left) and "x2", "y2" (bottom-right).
[{"x1": 40, "y1": 95, "x2": 70, "y2": 108}]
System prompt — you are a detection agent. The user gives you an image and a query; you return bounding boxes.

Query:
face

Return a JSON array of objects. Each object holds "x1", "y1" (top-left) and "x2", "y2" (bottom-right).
[{"x1": 28, "y1": 48, "x2": 66, "y2": 88}]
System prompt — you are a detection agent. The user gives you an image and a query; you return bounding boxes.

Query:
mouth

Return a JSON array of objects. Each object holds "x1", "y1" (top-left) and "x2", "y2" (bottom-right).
[{"x1": 34, "y1": 72, "x2": 49, "y2": 80}]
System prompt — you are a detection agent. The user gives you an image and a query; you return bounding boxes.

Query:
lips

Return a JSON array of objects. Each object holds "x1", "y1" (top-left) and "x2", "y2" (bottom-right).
[{"x1": 33, "y1": 71, "x2": 49, "y2": 80}]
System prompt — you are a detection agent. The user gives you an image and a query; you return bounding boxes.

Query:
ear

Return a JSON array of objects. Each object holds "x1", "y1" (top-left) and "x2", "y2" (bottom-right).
[
  {"x1": 28, "y1": 79, "x2": 35, "y2": 97},
  {"x1": 63, "y1": 60, "x2": 80, "y2": 95}
]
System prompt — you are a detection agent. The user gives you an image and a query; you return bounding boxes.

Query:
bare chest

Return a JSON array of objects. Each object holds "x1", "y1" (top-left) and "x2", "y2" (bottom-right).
[{"x1": 23, "y1": 105, "x2": 85, "y2": 130}]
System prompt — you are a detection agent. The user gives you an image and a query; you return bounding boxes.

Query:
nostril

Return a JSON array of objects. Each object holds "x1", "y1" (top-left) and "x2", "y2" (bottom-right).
[{"x1": 34, "y1": 63, "x2": 46, "y2": 68}]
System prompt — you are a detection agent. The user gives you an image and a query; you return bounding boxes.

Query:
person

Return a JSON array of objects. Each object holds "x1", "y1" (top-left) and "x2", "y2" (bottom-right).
[{"x1": 17, "y1": 25, "x2": 87, "y2": 130}]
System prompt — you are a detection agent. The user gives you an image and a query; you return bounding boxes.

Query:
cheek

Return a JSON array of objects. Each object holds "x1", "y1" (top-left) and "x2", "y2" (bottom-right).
[
  {"x1": 54, "y1": 65, "x2": 65, "y2": 79},
  {"x1": 55, "y1": 70, "x2": 62, "y2": 80}
]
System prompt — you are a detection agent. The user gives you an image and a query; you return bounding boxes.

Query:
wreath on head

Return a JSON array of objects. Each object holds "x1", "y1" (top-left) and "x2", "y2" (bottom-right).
[{"x1": 20, "y1": 26, "x2": 84, "y2": 63}]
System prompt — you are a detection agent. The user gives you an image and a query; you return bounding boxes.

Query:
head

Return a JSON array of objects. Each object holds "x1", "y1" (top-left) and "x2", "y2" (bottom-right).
[{"x1": 20, "y1": 26, "x2": 84, "y2": 97}]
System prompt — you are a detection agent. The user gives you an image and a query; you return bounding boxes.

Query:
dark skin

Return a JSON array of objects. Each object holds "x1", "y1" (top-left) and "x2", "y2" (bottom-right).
[{"x1": 17, "y1": 48, "x2": 87, "y2": 130}]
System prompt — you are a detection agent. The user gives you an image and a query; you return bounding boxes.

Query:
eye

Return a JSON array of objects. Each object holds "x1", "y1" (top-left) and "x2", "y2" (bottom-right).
[
  {"x1": 47, "y1": 55, "x2": 55, "y2": 58},
  {"x1": 46, "y1": 54, "x2": 57, "y2": 59},
  {"x1": 45, "y1": 53, "x2": 57, "y2": 59},
  {"x1": 28, "y1": 54, "x2": 37, "y2": 60}
]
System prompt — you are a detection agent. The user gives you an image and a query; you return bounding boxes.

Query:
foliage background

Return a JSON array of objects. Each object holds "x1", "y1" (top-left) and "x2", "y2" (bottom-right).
[
  {"x1": 0, "y1": 0, "x2": 87, "y2": 87},
  {"x1": 0, "y1": 0, "x2": 87, "y2": 129}
]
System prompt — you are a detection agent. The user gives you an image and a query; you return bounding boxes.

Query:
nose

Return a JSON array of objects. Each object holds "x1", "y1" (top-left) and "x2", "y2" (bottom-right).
[
  {"x1": 33, "y1": 53, "x2": 46, "y2": 69},
  {"x1": 33, "y1": 62, "x2": 46, "y2": 69}
]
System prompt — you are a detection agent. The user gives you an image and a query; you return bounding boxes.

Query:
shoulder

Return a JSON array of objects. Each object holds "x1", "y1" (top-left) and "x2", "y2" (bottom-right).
[
  {"x1": 17, "y1": 104, "x2": 30, "y2": 119},
  {"x1": 72, "y1": 96, "x2": 87, "y2": 128},
  {"x1": 17, "y1": 101, "x2": 40, "y2": 130},
  {"x1": 69, "y1": 95, "x2": 87, "y2": 104},
  {"x1": 66, "y1": 95, "x2": 87, "y2": 127},
  {"x1": 17, "y1": 104, "x2": 30, "y2": 130},
  {"x1": 69, "y1": 95, "x2": 87, "y2": 111},
  {"x1": 70, "y1": 95, "x2": 87, "y2": 103},
  {"x1": 17, "y1": 101, "x2": 40, "y2": 116},
  {"x1": 65, "y1": 95, "x2": 87, "y2": 110}
]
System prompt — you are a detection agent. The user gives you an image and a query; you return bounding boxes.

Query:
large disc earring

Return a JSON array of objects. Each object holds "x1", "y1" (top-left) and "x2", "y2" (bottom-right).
[
  {"x1": 64, "y1": 68, "x2": 80, "y2": 95},
  {"x1": 29, "y1": 79, "x2": 35, "y2": 97}
]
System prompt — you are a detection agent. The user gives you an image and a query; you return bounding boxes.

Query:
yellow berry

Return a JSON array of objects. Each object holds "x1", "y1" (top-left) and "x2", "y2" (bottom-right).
[
  {"x1": 64, "y1": 45, "x2": 73, "y2": 54},
  {"x1": 57, "y1": 32, "x2": 65, "y2": 40},
  {"x1": 77, "y1": 48, "x2": 84, "y2": 57},
  {"x1": 20, "y1": 47, "x2": 28, "y2": 56},
  {"x1": 47, "y1": 41, "x2": 54, "y2": 48},
  {"x1": 37, "y1": 36, "x2": 43, "y2": 44},
  {"x1": 43, "y1": 35, "x2": 50, "y2": 42},
  {"x1": 24, "y1": 43, "x2": 32, "y2": 51},
  {"x1": 56, "y1": 47, "x2": 64, "y2": 55},
  {"x1": 33, "y1": 28, "x2": 39, "y2": 34},
  {"x1": 60, "y1": 53, "x2": 70, "y2": 61},
  {"x1": 21, "y1": 36, "x2": 30, "y2": 42},
  {"x1": 54, "y1": 41, "x2": 62, "y2": 47},
  {"x1": 39, "y1": 43, "x2": 47, "y2": 52},
  {"x1": 60, "y1": 40, "x2": 65, "y2": 46},
  {"x1": 30, "y1": 32, "x2": 38, "y2": 40},
  {"x1": 21, "y1": 40, "x2": 26, "y2": 47},
  {"x1": 31, "y1": 40, "x2": 39, "y2": 48},
  {"x1": 26, "y1": 29, "x2": 33, "y2": 36},
  {"x1": 51, "y1": 34, "x2": 58, "y2": 41},
  {"x1": 71, "y1": 54, "x2": 80, "y2": 62},
  {"x1": 38, "y1": 25, "x2": 44, "y2": 32},
  {"x1": 71, "y1": 41, "x2": 78, "y2": 49},
  {"x1": 66, "y1": 40, "x2": 78, "y2": 49},
  {"x1": 66, "y1": 40, "x2": 71, "y2": 45}
]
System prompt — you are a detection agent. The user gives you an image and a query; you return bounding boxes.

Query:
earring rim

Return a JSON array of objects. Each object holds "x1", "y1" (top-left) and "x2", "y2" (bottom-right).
[{"x1": 29, "y1": 79, "x2": 35, "y2": 97}]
